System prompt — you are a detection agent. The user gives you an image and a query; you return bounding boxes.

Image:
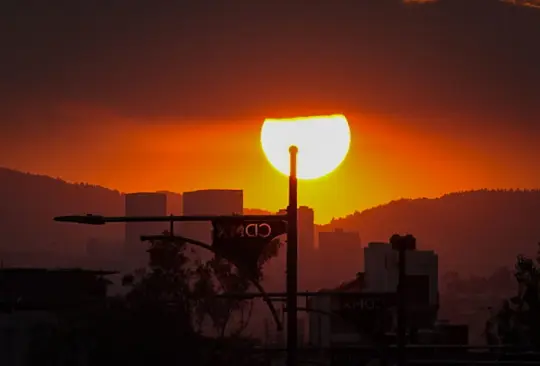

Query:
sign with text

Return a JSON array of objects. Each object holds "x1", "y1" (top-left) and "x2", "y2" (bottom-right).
[
  {"x1": 336, "y1": 292, "x2": 396, "y2": 333},
  {"x1": 211, "y1": 217, "x2": 287, "y2": 276}
]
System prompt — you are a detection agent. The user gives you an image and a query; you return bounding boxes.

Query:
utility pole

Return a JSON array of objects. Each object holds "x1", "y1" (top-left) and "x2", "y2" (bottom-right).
[
  {"x1": 287, "y1": 146, "x2": 299, "y2": 366},
  {"x1": 53, "y1": 146, "x2": 304, "y2": 366}
]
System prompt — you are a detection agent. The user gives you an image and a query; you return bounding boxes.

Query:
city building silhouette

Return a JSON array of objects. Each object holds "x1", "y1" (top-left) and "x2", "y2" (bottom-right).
[
  {"x1": 308, "y1": 241, "x2": 439, "y2": 350},
  {"x1": 364, "y1": 242, "x2": 438, "y2": 306},
  {"x1": 181, "y1": 189, "x2": 243, "y2": 245},
  {"x1": 157, "y1": 191, "x2": 183, "y2": 233},
  {"x1": 298, "y1": 206, "x2": 315, "y2": 251},
  {"x1": 177, "y1": 188, "x2": 246, "y2": 298}
]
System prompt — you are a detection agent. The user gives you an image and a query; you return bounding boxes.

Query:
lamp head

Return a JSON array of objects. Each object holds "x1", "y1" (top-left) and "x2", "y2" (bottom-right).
[{"x1": 54, "y1": 214, "x2": 105, "y2": 225}]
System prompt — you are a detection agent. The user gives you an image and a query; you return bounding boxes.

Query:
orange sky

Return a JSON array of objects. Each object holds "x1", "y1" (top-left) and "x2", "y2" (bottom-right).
[{"x1": 1, "y1": 103, "x2": 539, "y2": 224}]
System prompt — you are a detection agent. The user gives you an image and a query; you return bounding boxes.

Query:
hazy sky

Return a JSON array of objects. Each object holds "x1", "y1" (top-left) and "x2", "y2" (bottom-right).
[{"x1": 1, "y1": 0, "x2": 539, "y2": 223}]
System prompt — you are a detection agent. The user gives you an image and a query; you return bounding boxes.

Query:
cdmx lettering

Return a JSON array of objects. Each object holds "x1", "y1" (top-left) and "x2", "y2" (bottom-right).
[{"x1": 214, "y1": 222, "x2": 273, "y2": 239}]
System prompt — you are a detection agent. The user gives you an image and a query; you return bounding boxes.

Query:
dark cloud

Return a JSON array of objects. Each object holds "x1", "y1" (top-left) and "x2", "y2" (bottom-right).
[{"x1": 0, "y1": 0, "x2": 539, "y2": 128}]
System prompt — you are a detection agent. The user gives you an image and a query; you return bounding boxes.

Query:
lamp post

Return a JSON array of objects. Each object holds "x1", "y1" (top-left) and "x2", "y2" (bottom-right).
[
  {"x1": 287, "y1": 146, "x2": 299, "y2": 366},
  {"x1": 54, "y1": 145, "x2": 303, "y2": 366}
]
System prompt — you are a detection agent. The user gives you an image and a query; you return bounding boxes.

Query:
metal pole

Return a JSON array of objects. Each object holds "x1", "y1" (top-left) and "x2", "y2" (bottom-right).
[
  {"x1": 397, "y1": 240, "x2": 407, "y2": 366},
  {"x1": 287, "y1": 145, "x2": 299, "y2": 366}
]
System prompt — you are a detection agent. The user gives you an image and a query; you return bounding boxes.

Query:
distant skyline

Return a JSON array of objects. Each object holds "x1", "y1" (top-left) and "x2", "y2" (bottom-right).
[
  {"x1": 1, "y1": 0, "x2": 539, "y2": 223},
  {"x1": 2, "y1": 165, "x2": 539, "y2": 226}
]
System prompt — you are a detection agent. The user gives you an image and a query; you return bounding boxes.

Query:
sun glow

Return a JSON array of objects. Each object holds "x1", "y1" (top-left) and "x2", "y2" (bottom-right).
[{"x1": 260, "y1": 114, "x2": 351, "y2": 180}]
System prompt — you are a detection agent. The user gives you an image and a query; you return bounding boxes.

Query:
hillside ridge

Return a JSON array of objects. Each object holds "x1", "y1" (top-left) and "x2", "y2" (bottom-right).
[{"x1": 1, "y1": 166, "x2": 539, "y2": 274}]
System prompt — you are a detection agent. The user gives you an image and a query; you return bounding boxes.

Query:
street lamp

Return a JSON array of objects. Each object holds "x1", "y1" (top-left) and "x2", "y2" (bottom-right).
[
  {"x1": 55, "y1": 147, "x2": 301, "y2": 366},
  {"x1": 261, "y1": 114, "x2": 351, "y2": 366},
  {"x1": 286, "y1": 146, "x2": 299, "y2": 366},
  {"x1": 54, "y1": 149, "x2": 301, "y2": 365},
  {"x1": 55, "y1": 115, "x2": 350, "y2": 366}
]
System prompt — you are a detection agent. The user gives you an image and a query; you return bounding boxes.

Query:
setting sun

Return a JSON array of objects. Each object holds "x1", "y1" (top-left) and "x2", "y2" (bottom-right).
[{"x1": 260, "y1": 114, "x2": 351, "y2": 179}]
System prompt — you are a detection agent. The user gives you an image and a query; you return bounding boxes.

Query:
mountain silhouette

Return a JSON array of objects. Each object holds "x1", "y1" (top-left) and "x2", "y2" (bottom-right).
[
  {"x1": 1, "y1": 167, "x2": 539, "y2": 276},
  {"x1": 0, "y1": 168, "x2": 179, "y2": 265},
  {"x1": 321, "y1": 190, "x2": 540, "y2": 275},
  {"x1": 0, "y1": 168, "x2": 123, "y2": 255}
]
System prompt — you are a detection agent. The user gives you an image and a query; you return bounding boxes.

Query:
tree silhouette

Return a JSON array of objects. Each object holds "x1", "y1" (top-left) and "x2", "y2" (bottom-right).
[
  {"x1": 192, "y1": 257, "x2": 254, "y2": 337},
  {"x1": 122, "y1": 233, "x2": 258, "y2": 335},
  {"x1": 86, "y1": 230, "x2": 283, "y2": 365},
  {"x1": 485, "y1": 243, "x2": 540, "y2": 348}
]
